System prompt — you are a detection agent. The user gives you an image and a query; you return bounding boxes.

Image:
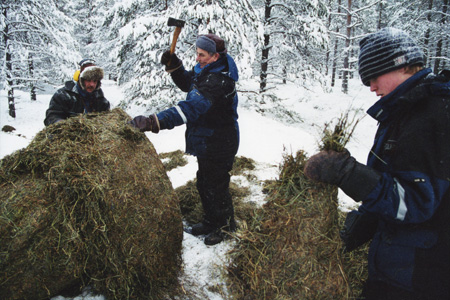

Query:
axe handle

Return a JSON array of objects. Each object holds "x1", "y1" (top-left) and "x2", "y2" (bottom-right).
[{"x1": 170, "y1": 27, "x2": 182, "y2": 55}]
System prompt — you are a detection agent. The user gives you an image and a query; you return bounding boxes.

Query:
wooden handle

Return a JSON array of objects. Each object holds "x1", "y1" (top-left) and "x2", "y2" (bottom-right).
[{"x1": 170, "y1": 27, "x2": 182, "y2": 54}]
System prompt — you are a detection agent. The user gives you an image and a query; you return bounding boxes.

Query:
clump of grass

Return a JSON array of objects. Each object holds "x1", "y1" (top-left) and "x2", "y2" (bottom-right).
[
  {"x1": 228, "y1": 151, "x2": 351, "y2": 299},
  {"x1": 159, "y1": 150, "x2": 188, "y2": 172},
  {"x1": 320, "y1": 112, "x2": 359, "y2": 152},
  {"x1": 231, "y1": 156, "x2": 256, "y2": 176}
]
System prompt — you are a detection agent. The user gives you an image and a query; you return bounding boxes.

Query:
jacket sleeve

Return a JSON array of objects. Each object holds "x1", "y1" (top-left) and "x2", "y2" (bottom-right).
[
  {"x1": 44, "y1": 90, "x2": 72, "y2": 126},
  {"x1": 156, "y1": 88, "x2": 211, "y2": 130},
  {"x1": 170, "y1": 66, "x2": 194, "y2": 93},
  {"x1": 361, "y1": 170, "x2": 450, "y2": 224}
]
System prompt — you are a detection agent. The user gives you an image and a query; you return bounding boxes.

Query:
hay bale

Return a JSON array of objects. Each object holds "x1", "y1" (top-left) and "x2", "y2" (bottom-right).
[
  {"x1": 0, "y1": 108, "x2": 183, "y2": 300},
  {"x1": 227, "y1": 151, "x2": 367, "y2": 299}
]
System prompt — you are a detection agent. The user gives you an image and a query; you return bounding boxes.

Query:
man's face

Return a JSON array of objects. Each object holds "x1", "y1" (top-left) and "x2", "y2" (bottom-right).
[
  {"x1": 83, "y1": 79, "x2": 98, "y2": 93},
  {"x1": 369, "y1": 68, "x2": 412, "y2": 98},
  {"x1": 196, "y1": 48, "x2": 219, "y2": 68}
]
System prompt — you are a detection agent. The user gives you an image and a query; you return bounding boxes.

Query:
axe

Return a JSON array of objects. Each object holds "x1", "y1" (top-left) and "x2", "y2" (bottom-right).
[{"x1": 167, "y1": 17, "x2": 186, "y2": 63}]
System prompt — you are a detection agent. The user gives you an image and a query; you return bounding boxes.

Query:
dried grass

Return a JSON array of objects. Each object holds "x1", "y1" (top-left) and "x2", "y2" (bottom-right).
[
  {"x1": 0, "y1": 108, "x2": 183, "y2": 300},
  {"x1": 159, "y1": 150, "x2": 188, "y2": 172},
  {"x1": 226, "y1": 113, "x2": 368, "y2": 299}
]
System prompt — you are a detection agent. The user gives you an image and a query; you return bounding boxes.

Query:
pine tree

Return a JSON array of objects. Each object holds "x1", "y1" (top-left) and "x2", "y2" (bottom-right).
[
  {"x1": 1, "y1": 0, "x2": 80, "y2": 117},
  {"x1": 257, "y1": 0, "x2": 329, "y2": 93},
  {"x1": 110, "y1": 0, "x2": 260, "y2": 112}
]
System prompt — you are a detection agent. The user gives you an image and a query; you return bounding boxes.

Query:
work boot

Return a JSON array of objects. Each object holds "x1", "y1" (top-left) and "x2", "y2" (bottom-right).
[
  {"x1": 204, "y1": 229, "x2": 224, "y2": 245},
  {"x1": 190, "y1": 221, "x2": 215, "y2": 236},
  {"x1": 204, "y1": 217, "x2": 237, "y2": 246}
]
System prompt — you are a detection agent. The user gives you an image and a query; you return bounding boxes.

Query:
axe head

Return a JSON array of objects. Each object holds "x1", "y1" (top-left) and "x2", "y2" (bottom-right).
[{"x1": 167, "y1": 17, "x2": 185, "y2": 28}]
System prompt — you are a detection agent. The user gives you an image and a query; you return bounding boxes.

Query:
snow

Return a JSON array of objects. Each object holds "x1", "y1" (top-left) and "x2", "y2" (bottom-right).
[{"x1": 0, "y1": 77, "x2": 378, "y2": 299}]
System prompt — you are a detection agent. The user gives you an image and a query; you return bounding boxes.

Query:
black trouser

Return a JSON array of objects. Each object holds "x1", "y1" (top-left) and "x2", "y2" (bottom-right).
[{"x1": 196, "y1": 156, "x2": 235, "y2": 229}]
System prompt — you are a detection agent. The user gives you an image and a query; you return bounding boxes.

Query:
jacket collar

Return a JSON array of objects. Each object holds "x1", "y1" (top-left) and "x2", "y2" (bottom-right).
[
  {"x1": 194, "y1": 54, "x2": 239, "y2": 82},
  {"x1": 367, "y1": 68, "x2": 432, "y2": 123}
]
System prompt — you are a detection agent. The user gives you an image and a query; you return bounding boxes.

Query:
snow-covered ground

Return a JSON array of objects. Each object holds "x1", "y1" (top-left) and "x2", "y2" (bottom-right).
[{"x1": 0, "y1": 77, "x2": 378, "y2": 299}]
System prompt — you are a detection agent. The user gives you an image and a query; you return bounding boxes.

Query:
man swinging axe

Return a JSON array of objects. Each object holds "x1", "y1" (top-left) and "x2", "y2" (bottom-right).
[{"x1": 129, "y1": 18, "x2": 241, "y2": 245}]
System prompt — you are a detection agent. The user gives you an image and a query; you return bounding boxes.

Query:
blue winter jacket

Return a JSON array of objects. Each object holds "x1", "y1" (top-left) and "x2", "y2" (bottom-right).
[
  {"x1": 361, "y1": 68, "x2": 450, "y2": 296},
  {"x1": 156, "y1": 54, "x2": 239, "y2": 159}
]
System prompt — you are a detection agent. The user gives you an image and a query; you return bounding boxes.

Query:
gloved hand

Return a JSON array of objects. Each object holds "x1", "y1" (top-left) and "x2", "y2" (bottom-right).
[
  {"x1": 160, "y1": 50, "x2": 182, "y2": 72},
  {"x1": 129, "y1": 114, "x2": 160, "y2": 133},
  {"x1": 304, "y1": 149, "x2": 381, "y2": 202},
  {"x1": 304, "y1": 150, "x2": 352, "y2": 184}
]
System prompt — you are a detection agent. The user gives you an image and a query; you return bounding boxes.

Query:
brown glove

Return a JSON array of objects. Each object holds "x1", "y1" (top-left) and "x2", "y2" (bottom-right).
[
  {"x1": 304, "y1": 150, "x2": 381, "y2": 202},
  {"x1": 129, "y1": 114, "x2": 160, "y2": 133}
]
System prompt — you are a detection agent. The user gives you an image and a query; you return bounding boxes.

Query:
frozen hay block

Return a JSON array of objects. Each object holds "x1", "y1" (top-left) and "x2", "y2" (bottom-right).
[{"x1": 0, "y1": 108, "x2": 183, "y2": 300}]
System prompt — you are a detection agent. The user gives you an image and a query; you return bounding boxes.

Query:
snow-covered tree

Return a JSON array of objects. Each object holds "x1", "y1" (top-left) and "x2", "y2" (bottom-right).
[
  {"x1": 1, "y1": 0, "x2": 80, "y2": 117},
  {"x1": 112, "y1": 0, "x2": 260, "y2": 112},
  {"x1": 385, "y1": 0, "x2": 450, "y2": 72},
  {"x1": 327, "y1": 0, "x2": 381, "y2": 93},
  {"x1": 257, "y1": 0, "x2": 329, "y2": 93}
]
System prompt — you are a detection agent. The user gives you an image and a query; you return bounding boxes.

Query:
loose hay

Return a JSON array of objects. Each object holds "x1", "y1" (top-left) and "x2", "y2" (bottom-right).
[
  {"x1": 176, "y1": 180, "x2": 252, "y2": 225},
  {"x1": 159, "y1": 150, "x2": 188, "y2": 172},
  {"x1": 227, "y1": 151, "x2": 350, "y2": 299},
  {"x1": 0, "y1": 108, "x2": 183, "y2": 300},
  {"x1": 227, "y1": 135, "x2": 368, "y2": 298}
]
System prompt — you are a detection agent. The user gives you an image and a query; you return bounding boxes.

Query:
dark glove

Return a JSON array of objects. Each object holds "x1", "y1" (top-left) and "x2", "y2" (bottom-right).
[
  {"x1": 340, "y1": 210, "x2": 378, "y2": 252},
  {"x1": 160, "y1": 50, "x2": 182, "y2": 73},
  {"x1": 129, "y1": 114, "x2": 160, "y2": 133},
  {"x1": 304, "y1": 150, "x2": 381, "y2": 202}
]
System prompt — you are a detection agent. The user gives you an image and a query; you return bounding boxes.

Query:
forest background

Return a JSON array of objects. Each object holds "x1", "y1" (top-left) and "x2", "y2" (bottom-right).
[{"x1": 1, "y1": 0, "x2": 449, "y2": 118}]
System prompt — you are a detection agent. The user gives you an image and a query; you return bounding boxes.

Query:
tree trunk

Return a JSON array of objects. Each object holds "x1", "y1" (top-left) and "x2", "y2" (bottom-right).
[
  {"x1": 341, "y1": 0, "x2": 352, "y2": 94},
  {"x1": 3, "y1": 6, "x2": 15, "y2": 118},
  {"x1": 325, "y1": 0, "x2": 333, "y2": 76},
  {"x1": 434, "y1": 0, "x2": 448, "y2": 73},
  {"x1": 29, "y1": 53, "x2": 36, "y2": 101},
  {"x1": 7, "y1": 50, "x2": 15, "y2": 118},
  {"x1": 423, "y1": 0, "x2": 433, "y2": 66},
  {"x1": 331, "y1": 0, "x2": 342, "y2": 88},
  {"x1": 377, "y1": 1, "x2": 383, "y2": 29},
  {"x1": 260, "y1": 0, "x2": 272, "y2": 93}
]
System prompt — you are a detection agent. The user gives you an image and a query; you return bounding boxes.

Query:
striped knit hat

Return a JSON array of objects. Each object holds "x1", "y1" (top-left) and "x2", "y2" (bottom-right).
[{"x1": 358, "y1": 28, "x2": 424, "y2": 86}]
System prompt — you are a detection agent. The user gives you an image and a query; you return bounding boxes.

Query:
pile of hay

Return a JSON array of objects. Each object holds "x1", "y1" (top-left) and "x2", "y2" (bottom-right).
[
  {"x1": 175, "y1": 156, "x2": 256, "y2": 226},
  {"x1": 0, "y1": 108, "x2": 183, "y2": 299},
  {"x1": 227, "y1": 150, "x2": 368, "y2": 299}
]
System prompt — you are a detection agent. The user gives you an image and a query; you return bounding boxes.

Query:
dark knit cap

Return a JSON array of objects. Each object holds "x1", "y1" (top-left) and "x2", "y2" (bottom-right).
[
  {"x1": 196, "y1": 34, "x2": 227, "y2": 54},
  {"x1": 358, "y1": 27, "x2": 424, "y2": 86},
  {"x1": 78, "y1": 58, "x2": 95, "y2": 67}
]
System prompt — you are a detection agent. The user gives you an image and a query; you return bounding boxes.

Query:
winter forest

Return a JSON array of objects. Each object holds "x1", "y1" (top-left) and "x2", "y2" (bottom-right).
[{"x1": 1, "y1": 0, "x2": 449, "y2": 118}]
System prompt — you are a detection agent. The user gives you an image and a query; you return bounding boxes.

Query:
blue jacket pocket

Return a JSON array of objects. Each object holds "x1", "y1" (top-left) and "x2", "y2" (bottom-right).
[{"x1": 373, "y1": 227, "x2": 438, "y2": 290}]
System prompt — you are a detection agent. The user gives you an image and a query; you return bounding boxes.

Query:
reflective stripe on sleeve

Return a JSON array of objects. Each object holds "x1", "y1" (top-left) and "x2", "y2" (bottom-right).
[
  {"x1": 394, "y1": 178, "x2": 407, "y2": 221},
  {"x1": 175, "y1": 106, "x2": 188, "y2": 124}
]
